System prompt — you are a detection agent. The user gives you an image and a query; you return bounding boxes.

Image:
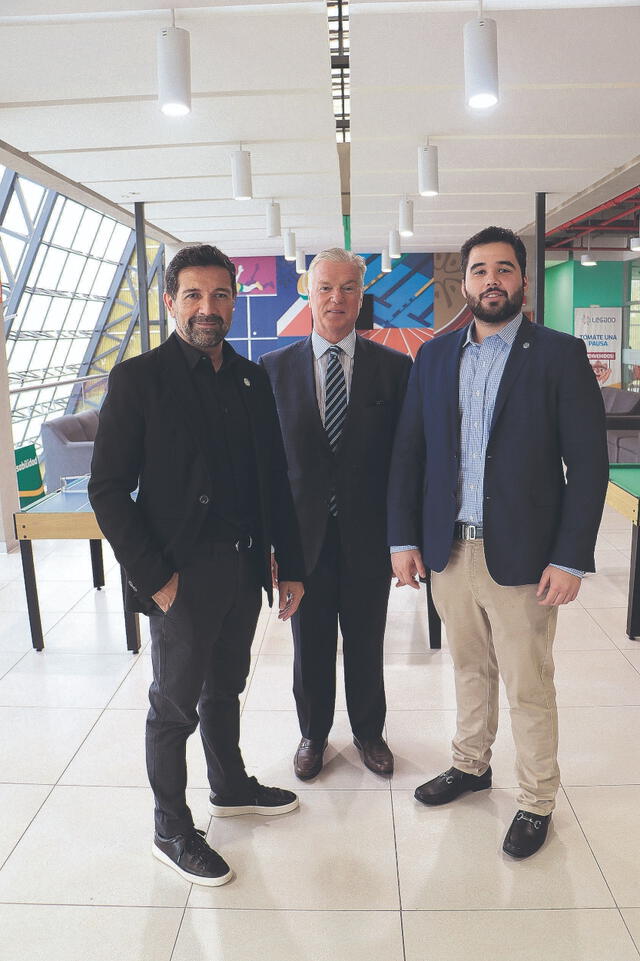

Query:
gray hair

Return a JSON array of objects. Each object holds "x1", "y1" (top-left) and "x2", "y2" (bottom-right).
[{"x1": 307, "y1": 248, "x2": 366, "y2": 289}]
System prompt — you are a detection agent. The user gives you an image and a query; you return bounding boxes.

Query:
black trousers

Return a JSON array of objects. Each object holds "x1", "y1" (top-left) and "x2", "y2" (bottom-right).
[
  {"x1": 291, "y1": 515, "x2": 390, "y2": 741},
  {"x1": 147, "y1": 543, "x2": 261, "y2": 837}
]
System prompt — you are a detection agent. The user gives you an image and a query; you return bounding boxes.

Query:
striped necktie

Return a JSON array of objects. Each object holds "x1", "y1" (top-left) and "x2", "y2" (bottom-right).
[{"x1": 324, "y1": 345, "x2": 347, "y2": 515}]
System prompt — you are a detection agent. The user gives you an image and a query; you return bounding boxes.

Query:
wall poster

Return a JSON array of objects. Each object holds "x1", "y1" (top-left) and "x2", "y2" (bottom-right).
[{"x1": 574, "y1": 306, "x2": 622, "y2": 388}]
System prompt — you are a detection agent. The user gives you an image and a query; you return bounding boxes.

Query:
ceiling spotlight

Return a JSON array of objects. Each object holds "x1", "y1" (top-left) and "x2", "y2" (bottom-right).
[
  {"x1": 463, "y1": 4, "x2": 499, "y2": 110},
  {"x1": 581, "y1": 231, "x2": 597, "y2": 266},
  {"x1": 389, "y1": 229, "x2": 401, "y2": 260},
  {"x1": 399, "y1": 198, "x2": 414, "y2": 237},
  {"x1": 157, "y1": 14, "x2": 191, "y2": 117},
  {"x1": 418, "y1": 143, "x2": 439, "y2": 197},
  {"x1": 266, "y1": 200, "x2": 281, "y2": 238},
  {"x1": 295, "y1": 249, "x2": 306, "y2": 274},
  {"x1": 630, "y1": 235, "x2": 640, "y2": 252},
  {"x1": 381, "y1": 248, "x2": 392, "y2": 273},
  {"x1": 231, "y1": 147, "x2": 252, "y2": 200},
  {"x1": 284, "y1": 229, "x2": 296, "y2": 261}
]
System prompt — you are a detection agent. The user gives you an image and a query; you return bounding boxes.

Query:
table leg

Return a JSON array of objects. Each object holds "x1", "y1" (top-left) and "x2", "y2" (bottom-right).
[
  {"x1": 425, "y1": 571, "x2": 442, "y2": 650},
  {"x1": 626, "y1": 523, "x2": 640, "y2": 639},
  {"x1": 89, "y1": 539, "x2": 104, "y2": 589},
  {"x1": 120, "y1": 566, "x2": 141, "y2": 654},
  {"x1": 19, "y1": 540, "x2": 44, "y2": 651}
]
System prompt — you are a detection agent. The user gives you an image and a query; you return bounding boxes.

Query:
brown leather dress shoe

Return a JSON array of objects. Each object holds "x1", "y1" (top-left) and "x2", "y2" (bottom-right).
[
  {"x1": 353, "y1": 736, "x2": 394, "y2": 775},
  {"x1": 294, "y1": 737, "x2": 327, "y2": 780}
]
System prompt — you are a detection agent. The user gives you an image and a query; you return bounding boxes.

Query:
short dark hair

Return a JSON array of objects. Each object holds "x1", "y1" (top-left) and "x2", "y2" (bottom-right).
[
  {"x1": 165, "y1": 244, "x2": 237, "y2": 299},
  {"x1": 460, "y1": 226, "x2": 527, "y2": 280}
]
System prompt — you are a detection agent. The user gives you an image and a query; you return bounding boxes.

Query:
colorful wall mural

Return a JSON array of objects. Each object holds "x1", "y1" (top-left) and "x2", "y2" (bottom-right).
[{"x1": 228, "y1": 252, "x2": 469, "y2": 362}]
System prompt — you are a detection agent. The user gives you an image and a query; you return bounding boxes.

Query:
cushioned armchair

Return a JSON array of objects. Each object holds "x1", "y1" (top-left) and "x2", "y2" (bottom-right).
[
  {"x1": 40, "y1": 409, "x2": 99, "y2": 492},
  {"x1": 602, "y1": 387, "x2": 640, "y2": 463}
]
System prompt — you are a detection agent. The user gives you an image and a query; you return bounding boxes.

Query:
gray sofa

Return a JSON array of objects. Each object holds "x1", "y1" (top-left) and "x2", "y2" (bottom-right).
[
  {"x1": 602, "y1": 387, "x2": 640, "y2": 463},
  {"x1": 40, "y1": 409, "x2": 99, "y2": 492}
]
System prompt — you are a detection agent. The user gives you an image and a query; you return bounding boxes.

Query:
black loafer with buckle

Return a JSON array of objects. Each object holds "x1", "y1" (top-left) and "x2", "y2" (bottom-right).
[
  {"x1": 503, "y1": 810, "x2": 551, "y2": 859},
  {"x1": 414, "y1": 765, "x2": 492, "y2": 806}
]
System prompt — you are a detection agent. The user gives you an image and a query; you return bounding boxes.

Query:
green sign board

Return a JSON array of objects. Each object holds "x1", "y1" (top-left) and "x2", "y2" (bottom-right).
[{"x1": 15, "y1": 444, "x2": 44, "y2": 507}]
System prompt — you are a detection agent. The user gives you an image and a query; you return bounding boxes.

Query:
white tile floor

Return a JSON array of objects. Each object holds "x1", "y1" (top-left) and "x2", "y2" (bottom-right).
[{"x1": 0, "y1": 504, "x2": 639, "y2": 960}]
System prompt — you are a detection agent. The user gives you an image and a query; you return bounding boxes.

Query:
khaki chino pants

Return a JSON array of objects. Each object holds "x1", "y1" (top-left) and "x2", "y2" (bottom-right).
[{"x1": 431, "y1": 539, "x2": 559, "y2": 816}]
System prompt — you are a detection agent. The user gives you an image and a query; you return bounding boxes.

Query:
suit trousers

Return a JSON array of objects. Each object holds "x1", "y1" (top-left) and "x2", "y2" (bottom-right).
[
  {"x1": 291, "y1": 514, "x2": 390, "y2": 741},
  {"x1": 147, "y1": 542, "x2": 261, "y2": 837},
  {"x1": 431, "y1": 540, "x2": 559, "y2": 816}
]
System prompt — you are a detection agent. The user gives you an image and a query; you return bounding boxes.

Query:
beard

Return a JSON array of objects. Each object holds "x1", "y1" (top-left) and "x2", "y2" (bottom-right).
[
  {"x1": 465, "y1": 286, "x2": 524, "y2": 325},
  {"x1": 178, "y1": 313, "x2": 228, "y2": 350}
]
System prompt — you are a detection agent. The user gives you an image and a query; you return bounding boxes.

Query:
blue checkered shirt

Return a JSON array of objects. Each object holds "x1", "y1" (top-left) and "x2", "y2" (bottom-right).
[{"x1": 392, "y1": 313, "x2": 582, "y2": 578}]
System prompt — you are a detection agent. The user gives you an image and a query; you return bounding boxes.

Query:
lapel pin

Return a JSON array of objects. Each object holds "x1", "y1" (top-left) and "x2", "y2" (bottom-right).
[
  {"x1": 522, "y1": 342, "x2": 530, "y2": 349},
  {"x1": 244, "y1": 377, "x2": 251, "y2": 386}
]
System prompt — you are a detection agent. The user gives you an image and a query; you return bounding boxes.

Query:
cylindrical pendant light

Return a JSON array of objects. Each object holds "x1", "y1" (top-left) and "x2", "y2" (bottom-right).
[
  {"x1": 295, "y1": 249, "x2": 306, "y2": 274},
  {"x1": 232, "y1": 147, "x2": 252, "y2": 200},
  {"x1": 389, "y1": 229, "x2": 401, "y2": 259},
  {"x1": 630, "y1": 220, "x2": 640, "y2": 251},
  {"x1": 157, "y1": 21, "x2": 191, "y2": 116},
  {"x1": 284, "y1": 229, "x2": 296, "y2": 261},
  {"x1": 399, "y1": 198, "x2": 414, "y2": 237},
  {"x1": 381, "y1": 248, "x2": 392, "y2": 273},
  {"x1": 463, "y1": 15, "x2": 499, "y2": 109},
  {"x1": 581, "y1": 232, "x2": 596, "y2": 266},
  {"x1": 418, "y1": 144, "x2": 439, "y2": 197},
  {"x1": 266, "y1": 200, "x2": 281, "y2": 238}
]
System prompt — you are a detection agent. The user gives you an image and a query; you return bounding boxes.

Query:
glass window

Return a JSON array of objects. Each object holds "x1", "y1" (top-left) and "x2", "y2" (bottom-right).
[
  {"x1": 76, "y1": 257, "x2": 100, "y2": 295},
  {"x1": 58, "y1": 252, "x2": 86, "y2": 292},
  {"x1": 43, "y1": 296, "x2": 71, "y2": 331},
  {"x1": 73, "y1": 209, "x2": 101, "y2": 254},
  {"x1": 1, "y1": 233, "x2": 26, "y2": 277},
  {"x1": 51, "y1": 199, "x2": 83, "y2": 248},
  {"x1": 20, "y1": 294, "x2": 51, "y2": 330},
  {"x1": 91, "y1": 218, "x2": 115, "y2": 259},
  {"x1": 92, "y1": 261, "x2": 117, "y2": 297},
  {"x1": 105, "y1": 223, "x2": 130, "y2": 263},
  {"x1": 38, "y1": 247, "x2": 67, "y2": 289},
  {"x1": 3, "y1": 191, "x2": 29, "y2": 236},
  {"x1": 19, "y1": 178, "x2": 46, "y2": 224}
]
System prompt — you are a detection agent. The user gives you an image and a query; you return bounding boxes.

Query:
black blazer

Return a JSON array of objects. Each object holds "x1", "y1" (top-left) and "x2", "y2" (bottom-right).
[
  {"x1": 260, "y1": 334, "x2": 412, "y2": 578},
  {"x1": 89, "y1": 333, "x2": 303, "y2": 613},
  {"x1": 387, "y1": 318, "x2": 609, "y2": 585}
]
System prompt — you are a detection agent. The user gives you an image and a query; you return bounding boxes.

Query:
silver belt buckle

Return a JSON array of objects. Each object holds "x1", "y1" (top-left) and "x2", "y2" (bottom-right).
[{"x1": 465, "y1": 523, "x2": 476, "y2": 541}]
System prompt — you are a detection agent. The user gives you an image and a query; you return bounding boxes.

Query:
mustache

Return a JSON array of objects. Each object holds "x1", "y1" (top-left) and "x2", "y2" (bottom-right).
[
  {"x1": 189, "y1": 313, "x2": 225, "y2": 324},
  {"x1": 481, "y1": 288, "x2": 506, "y2": 298}
]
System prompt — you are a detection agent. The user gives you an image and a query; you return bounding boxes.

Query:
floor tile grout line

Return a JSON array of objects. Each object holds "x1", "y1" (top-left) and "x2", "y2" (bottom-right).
[
  {"x1": 386, "y1": 727, "x2": 407, "y2": 961},
  {"x1": 0, "y1": 782, "x2": 57, "y2": 874},
  {"x1": 561, "y1": 784, "x2": 623, "y2": 912}
]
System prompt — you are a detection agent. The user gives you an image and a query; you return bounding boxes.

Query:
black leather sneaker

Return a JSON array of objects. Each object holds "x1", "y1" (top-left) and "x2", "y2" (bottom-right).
[
  {"x1": 414, "y1": 765, "x2": 492, "y2": 806},
  {"x1": 152, "y1": 828, "x2": 232, "y2": 886},
  {"x1": 503, "y1": 810, "x2": 551, "y2": 859},
  {"x1": 208, "y1": 775, "x2": 299, "y2": 817}
]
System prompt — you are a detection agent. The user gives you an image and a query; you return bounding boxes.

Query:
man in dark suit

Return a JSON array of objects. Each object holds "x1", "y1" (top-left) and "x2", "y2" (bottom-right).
[
  {"x1": 389, "y1": 226, "x2": 608, "y2": 858},
  {"x1": 89, "y1": 244, "x2": 304, "y2": 886},
  {"x1": 260, "y1": 249, "x2": 412, "y2": 780}
]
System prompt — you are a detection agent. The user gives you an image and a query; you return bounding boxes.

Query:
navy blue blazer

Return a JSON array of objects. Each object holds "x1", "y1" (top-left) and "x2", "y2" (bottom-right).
[
  {"x1": 261, "y1": 334, "x2": 412, "y2": 578},
  {"x1": 387, "y1": 318, "x2": 608, "y2": 586}
]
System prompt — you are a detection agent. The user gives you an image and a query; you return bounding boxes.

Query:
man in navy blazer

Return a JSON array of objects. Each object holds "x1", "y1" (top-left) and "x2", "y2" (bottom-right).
[
  {"x1": 388, "y1": 227, "x2": 608, "y2": 858},
  {"x1": 261, "y1": 249, "x2": 411, "y2": 780}
]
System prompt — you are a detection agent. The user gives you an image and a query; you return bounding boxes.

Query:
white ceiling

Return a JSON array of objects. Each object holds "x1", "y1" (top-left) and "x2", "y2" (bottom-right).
[{"x1": 0, "y1": 0, "x2": 639, "y2": 255}]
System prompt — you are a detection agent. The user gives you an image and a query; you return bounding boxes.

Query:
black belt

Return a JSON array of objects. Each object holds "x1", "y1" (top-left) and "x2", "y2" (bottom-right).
[{"x1": 454, "y1": 521, "x2": 483, "y2": 540}]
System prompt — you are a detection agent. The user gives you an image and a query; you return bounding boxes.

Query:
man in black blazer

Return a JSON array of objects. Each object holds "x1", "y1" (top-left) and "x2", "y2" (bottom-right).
[
  {"x1": 260, "y1": 249, "x2": 412, "y2": 780},
  {"x1": 389, "y1": 227, "x2": 608, "y2": 858},
  {"x1": 89, "y1": 244, "x2": 304, "y2": 886}
]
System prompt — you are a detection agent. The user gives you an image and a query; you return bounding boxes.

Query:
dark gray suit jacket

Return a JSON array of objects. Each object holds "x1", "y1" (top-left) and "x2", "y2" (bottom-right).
[{"x1": 260, "y1": 334, "x2": 412, "y2": 578}]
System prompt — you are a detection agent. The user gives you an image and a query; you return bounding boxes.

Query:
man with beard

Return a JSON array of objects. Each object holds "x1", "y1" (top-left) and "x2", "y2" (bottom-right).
[
  {"x1": 89, "y1": 244, "x2": 304, "y2": 886},
  {"x1": 388, "y1": 226, "x2": 607, "y2": 859}
]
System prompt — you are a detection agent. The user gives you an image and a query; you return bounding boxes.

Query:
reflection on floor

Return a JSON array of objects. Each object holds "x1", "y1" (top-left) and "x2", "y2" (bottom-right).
[{"x1": 0, "y1": 503, "x2": 639, "y2": 960}]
